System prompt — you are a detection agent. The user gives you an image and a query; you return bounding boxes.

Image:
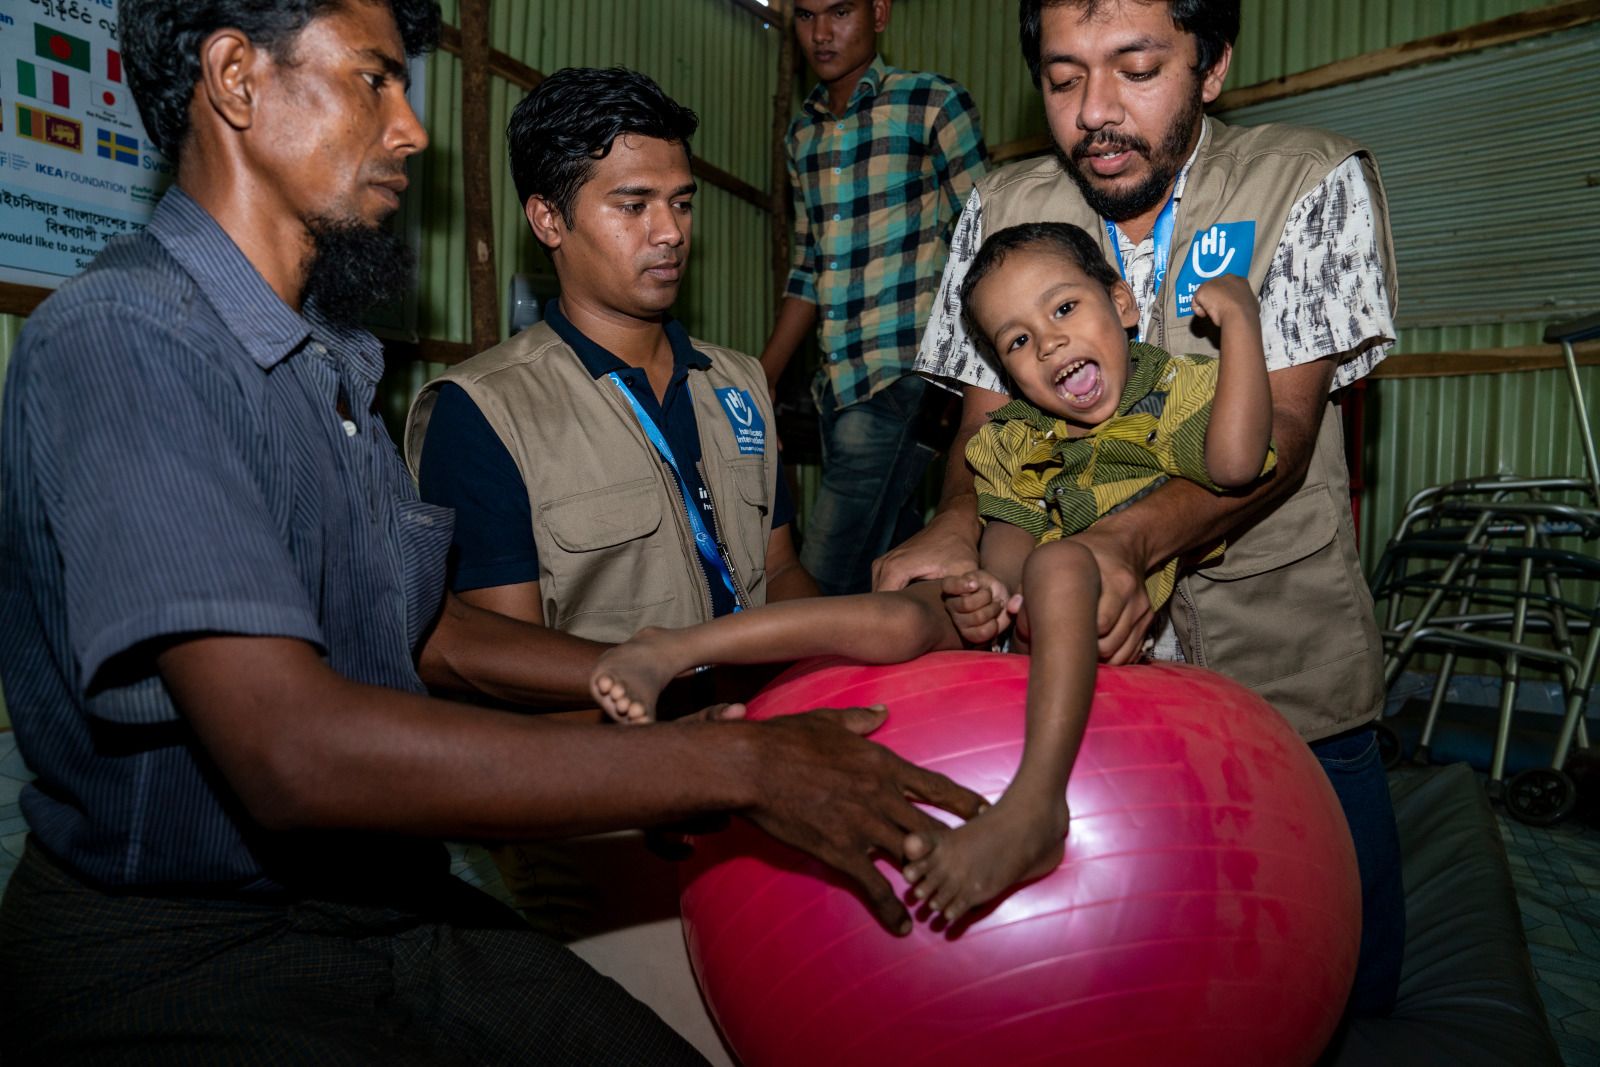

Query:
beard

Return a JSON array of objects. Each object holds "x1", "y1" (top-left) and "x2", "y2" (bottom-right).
[
  {"x1": 1057, "y1": 84, "x2": 1205, "y2": 222},
  {"x1": 300, "y1": 213, "x2": 416, "y2": 329}
]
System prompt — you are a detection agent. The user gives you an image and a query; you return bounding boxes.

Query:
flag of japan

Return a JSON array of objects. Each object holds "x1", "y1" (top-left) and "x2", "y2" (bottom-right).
[{"x1": 92, "y1": 80, "x2": 126, "y2": 112}]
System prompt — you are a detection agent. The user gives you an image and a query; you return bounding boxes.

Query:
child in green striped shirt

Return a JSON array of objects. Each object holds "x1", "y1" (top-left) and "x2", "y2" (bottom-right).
[{"x1": 591, "y1": 222, "x2": 1272, "y2": 924}]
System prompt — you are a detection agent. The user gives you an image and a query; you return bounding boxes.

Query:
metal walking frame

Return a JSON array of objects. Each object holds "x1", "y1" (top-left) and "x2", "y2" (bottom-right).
[{"x1": 1370, "y1": 312, "x2": 1600, "y2": 824}]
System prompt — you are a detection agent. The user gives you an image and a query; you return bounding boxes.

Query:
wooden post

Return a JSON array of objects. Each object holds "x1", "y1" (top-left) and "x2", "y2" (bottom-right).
[
  {"x1": 459, "y1": 0, "x2": 500, "y2": 353},
  {"x1": 769, "y1": 0, "x2": 798, "y2": 304}
]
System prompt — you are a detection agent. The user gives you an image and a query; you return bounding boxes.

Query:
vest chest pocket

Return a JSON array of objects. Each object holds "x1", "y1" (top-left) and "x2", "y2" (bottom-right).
[
  {"x1": 724, "y1": 457, "x2": 771, "y2": 580},
  {"x1": 538, "y1": 478, "x2": 672, "y2": 630}
]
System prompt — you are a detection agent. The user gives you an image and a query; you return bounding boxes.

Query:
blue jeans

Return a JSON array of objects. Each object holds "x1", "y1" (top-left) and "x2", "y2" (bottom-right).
[
  {"x1": 801, "y1": 374, "x2": 936, "y2": 596},
  {"x1": 1310, "y1": 726, "x2": 1405, "y2": 1017}
]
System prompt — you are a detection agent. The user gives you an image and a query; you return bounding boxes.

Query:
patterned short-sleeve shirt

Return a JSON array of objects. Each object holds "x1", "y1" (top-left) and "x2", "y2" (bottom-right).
[
  {"x1": 787, "y1": 55, "x2": 986, "y2": 409},
  {"x1": 966, "y1": 343, "x2": 1276, "y2": 611}
]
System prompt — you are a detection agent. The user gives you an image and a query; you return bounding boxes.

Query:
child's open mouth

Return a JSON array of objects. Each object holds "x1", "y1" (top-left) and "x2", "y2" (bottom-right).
[{"x1": 1054, "y1": 358, "x2": 1103, "y2": 408}]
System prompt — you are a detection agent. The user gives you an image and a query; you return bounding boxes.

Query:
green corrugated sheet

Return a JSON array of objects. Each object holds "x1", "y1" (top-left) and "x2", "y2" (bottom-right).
[
  {"x1": 876, "y1": 0, "x2": 1560, "y2": 150},
  {"x1": 409, "y1": 0, "x2": 780, "y2": 359},
  {"x1": 1231, "y1": 0, "x2": 1555, "y2": 86}
]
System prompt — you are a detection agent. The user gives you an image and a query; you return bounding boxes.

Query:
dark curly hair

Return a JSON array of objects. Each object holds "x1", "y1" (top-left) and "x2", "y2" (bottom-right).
[
  {"x1": 507, "y1": 67, "x2": 699, "y2": 229},
  {"x1": 119, "y1": 0, "x2": 441, "y2": 159},
  {"x1": 959, "y1": 222, "x2": 1122, "y2": 357},
  {"x1": 1019, "y1": 0, "x2": 1238, "y2": 88}
]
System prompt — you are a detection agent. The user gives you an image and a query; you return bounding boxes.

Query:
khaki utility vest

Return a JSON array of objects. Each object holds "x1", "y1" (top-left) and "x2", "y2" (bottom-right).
[
  {"x1": 978, "y1": 118, "x2": 1397, "y2": 741},
  {"x1": 405, "y1": 322, "x2": 778, "y2": 643}
]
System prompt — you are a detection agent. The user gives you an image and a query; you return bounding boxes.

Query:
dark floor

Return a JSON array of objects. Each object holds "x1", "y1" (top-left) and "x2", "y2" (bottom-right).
[{"x1": 1502, "y1": 803, "x2": 1600, "y2": 1066}]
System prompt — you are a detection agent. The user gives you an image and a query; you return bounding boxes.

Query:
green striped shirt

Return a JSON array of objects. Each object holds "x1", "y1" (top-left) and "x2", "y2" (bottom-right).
[{"x1": 967, "y1": 343, "x2": 1275, "y2": 609}]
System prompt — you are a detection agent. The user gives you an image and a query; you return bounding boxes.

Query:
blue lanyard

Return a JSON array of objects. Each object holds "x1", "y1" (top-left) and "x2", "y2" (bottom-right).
[
  {"x1": 1103, "y1": 191, "x2": 1177, "y2": 342},
  {"x1": 607, "y1": 372, "x2": 744, "y2": 613}
]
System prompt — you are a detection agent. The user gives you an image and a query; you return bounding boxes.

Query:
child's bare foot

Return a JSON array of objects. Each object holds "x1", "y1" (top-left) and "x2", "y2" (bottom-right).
[
  {"x1": 901, "y1": 793, "x2": 1067, "y2": 923},
  {"x1": 590, "y1": 628, "x2": 685, "y2": 724}
]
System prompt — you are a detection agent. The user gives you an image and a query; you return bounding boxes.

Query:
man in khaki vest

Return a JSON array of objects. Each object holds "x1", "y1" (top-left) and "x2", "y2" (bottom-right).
[
  {"x1": 405, "y1": 68, "x2": 824, "y2": 1064},
  {"x1": 881, "y1": 0, "x2": 1404, "y2": 1016}
]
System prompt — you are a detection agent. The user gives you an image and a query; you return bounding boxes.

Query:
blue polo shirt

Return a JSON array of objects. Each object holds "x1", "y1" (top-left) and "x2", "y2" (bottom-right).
[
  {"x1": 0, "y1": 188, "x2": 451, "y2": 895},
  {"x1": 417, "y1": 302, "x2": 794, "y2": 619}
]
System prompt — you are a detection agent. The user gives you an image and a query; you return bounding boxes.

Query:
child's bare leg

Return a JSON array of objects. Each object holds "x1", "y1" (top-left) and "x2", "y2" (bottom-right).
[
  {"x1": 591, "y1": 584, "x2": 961, "y2": 723},
  {"x1": 902, "y1": 540, "x2": 1099, "y2": 921}
]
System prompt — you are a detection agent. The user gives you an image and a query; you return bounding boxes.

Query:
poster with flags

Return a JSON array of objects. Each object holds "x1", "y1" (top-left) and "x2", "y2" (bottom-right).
[
  {"x1": 0, "y1": 1, "x2": 171, "y2": 289},
  {"x1": 0, "y1": 2, "x2": 426, "y2": 306}
]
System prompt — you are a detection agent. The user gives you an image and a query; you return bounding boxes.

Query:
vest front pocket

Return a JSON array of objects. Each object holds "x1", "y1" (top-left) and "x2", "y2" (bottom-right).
[
  {"x1": 725, "y1": 457, "x2": 771, "y2": 583},
  {"x1": 1179, "y1": 481, "x2": 1381, "y2": 713},
  {"x1": 538, "y1": 478, "x2": 674, "y2": 635}
]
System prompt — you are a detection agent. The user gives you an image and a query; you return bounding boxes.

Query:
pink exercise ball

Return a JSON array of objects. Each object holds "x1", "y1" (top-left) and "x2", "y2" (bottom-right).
[{"x1": 679, "y1": 652, "x2": 1360, "y2": 1067}]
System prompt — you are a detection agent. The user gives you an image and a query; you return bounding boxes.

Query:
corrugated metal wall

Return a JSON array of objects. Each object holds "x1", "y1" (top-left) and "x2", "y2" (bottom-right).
[
  {"x1": 1214, "y1": 24, "x2": 1600, "y2": 566},
  {"x1": 413, "y1": 0, "x2": 778, "y2": 355},
  {"x1": 1363, "y1": 354, "x2": 1600, "y2": 566},
  {"x1": 1219, "y1": 25, "x2": 1600, "y2": 328},
  {"x1": 1229, "y1": 0, "x2": 1559, "y2": 85},
  {"x1": 378, "y1": 0, "x2": 780, "y2": 429},
  {"x1": 875, "y1": 0, "x2": 1043, "y2": 150},
  {"x1": 876, "y1": 0, "x2": 1560, "y2": 151}
]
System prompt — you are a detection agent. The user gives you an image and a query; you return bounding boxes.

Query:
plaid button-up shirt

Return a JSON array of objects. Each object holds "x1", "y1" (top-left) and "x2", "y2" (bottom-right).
[{"x1": 786, "y1": 55, "x2": 985, "y2": 410}]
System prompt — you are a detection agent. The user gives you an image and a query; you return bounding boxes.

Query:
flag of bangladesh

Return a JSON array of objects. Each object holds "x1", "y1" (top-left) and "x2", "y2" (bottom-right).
[{"x1": 34, "y1": 24, "x2": 92, "y2": 73}]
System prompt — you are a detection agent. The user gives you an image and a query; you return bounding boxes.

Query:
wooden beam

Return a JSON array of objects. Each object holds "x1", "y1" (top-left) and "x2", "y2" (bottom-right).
[
  {"x1": 692, "y1": 158, "x2": 770, "y2": 212},
  {"x1": 987, "y1": 0, "x2": 1600, "y2": 164},
  {"x1": 770, "y1": 0, "x2": 798, "y2": 301},
  {"x1": 458, "y1": 0, "x2": 500, "y2": 354},
  {"x1": 990, "y1": 132, "x2": 1052, "y2": 166},
  {"x1": 1369, "y1": 342, "x2": 1600, "y2": 380},
  {"x1": 438, "y1": 22, "x2": 543, "y2": 91},
  {"x1": 436, "y1": 22, "x2": 769, "y2": 213},
  {"x1": 0, "y1": 282, "x2": 49, "y2": 318},
  {"x1": 384, "y1": 336, "x2": 477, "y2": 367},
  {"x1": 1214, "y1": 0, "x2": 1600, "y2": 113}
]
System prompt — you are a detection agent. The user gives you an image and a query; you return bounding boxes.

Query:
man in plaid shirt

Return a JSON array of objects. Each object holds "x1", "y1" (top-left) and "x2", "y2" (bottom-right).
[{"x1": 759, "y1": 0, "x2": 986, "y2": 596}]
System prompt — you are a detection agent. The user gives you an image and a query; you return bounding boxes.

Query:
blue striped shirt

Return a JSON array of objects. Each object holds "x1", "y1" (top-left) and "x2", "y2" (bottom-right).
[{"x1": 0, "y1": 188, "x2": 451, "y2": 894}]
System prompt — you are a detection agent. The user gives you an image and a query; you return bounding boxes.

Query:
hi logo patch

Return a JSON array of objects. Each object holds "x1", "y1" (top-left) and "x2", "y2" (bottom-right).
[
  {"x1": 1174, "y1": 221, "x2": 1256, "y2": 318},
  {"x1": 717, "y1": 388, "x2": 766, "y2": 455}
]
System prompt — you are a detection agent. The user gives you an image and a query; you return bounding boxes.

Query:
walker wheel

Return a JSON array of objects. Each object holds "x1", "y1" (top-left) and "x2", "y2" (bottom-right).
[{"x1": 1505, "y1": 768, "x2": 1578, "y2": 826}]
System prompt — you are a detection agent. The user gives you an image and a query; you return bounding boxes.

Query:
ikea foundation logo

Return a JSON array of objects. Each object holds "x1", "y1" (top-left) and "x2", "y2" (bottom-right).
[
  {"x1": 1174, "y1": 221, "x2": 1255, "y2": 318},
  {"x1": 716, "y1": 388, "x2": 766, "y2": 455}
]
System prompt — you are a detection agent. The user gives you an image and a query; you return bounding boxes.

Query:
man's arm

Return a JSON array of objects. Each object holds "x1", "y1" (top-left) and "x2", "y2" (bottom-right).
[
  {"x1": 1071, "y1": 357, "x2": 1337, "y2": 664},
  {"x1": 419, "y1": 588, "x2": 606, "y2": 708},
  {"x1": 765, "y1": 523, "x2": 819, "y2": 602},
  {"x1": 759, "y1": 297, "x2": 819, "y2": 397},
  {"x1": 413, "y1": 385, "x2": 607, "y2": 707},
  {"x1": 760, "y1": 150, "x2": 821, "y2": 394},
  {"x1": 873, "y1": 382, "x2": 1008, "y2": 590},
  {"x1": 159, "y1": 634, "x2": 984, "y2": 934},
  {"x1": 929, "y1": 80, "x2": 987, "y2": 222}
]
